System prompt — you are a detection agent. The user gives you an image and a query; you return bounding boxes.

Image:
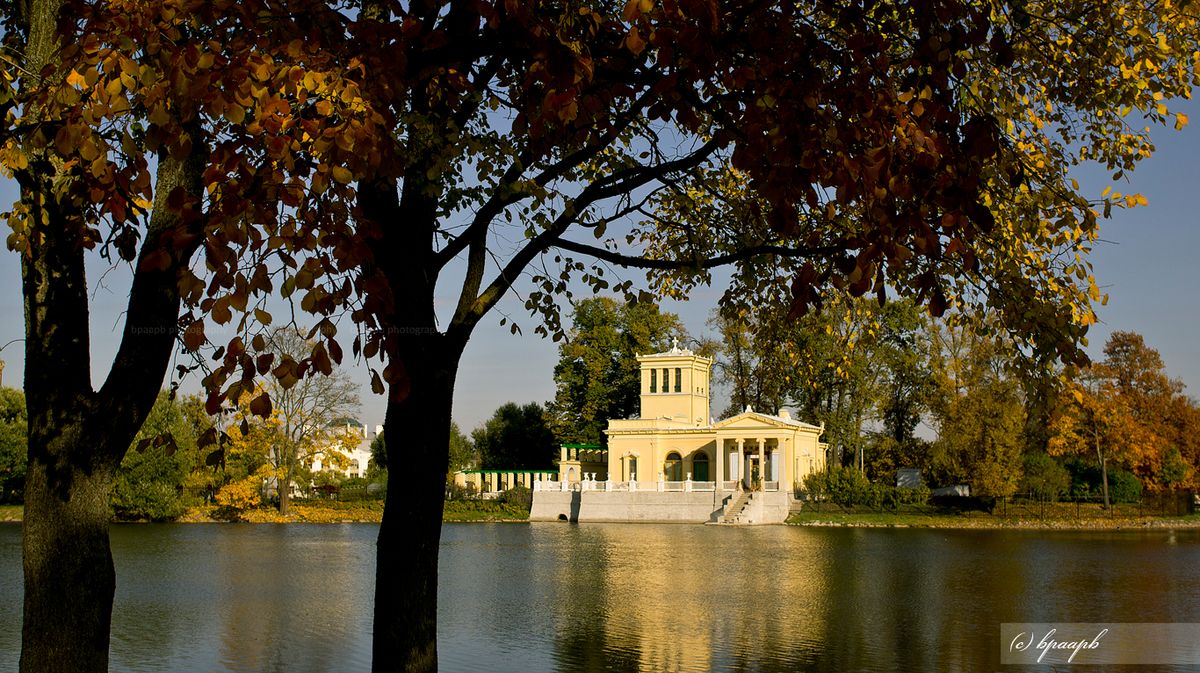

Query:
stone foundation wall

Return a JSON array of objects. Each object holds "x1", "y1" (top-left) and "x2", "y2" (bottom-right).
[{"x1": 530, "y1": 490, "x2": 728, "y2": 523}]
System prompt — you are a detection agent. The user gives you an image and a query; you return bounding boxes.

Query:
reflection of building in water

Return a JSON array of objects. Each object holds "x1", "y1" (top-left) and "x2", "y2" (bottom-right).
[
  {"x1": 548, "y1": 525, "x2": 835, "y2": 673},
  {"x1": 528, "y1": 340, "x2": 827, "y2": 523}
]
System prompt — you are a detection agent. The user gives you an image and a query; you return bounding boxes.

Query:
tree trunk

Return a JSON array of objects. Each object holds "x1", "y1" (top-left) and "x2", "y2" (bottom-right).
[
  {"x1": 372, "y1": 335, "x2": 461, "y2": 673},
  {"x1": 20, "y1": 446, "x2": 115, "y2": 673},
  {"x1": 280, "y1": 452, "x2": 292, "y2": 516},
  {"x1": 1097, "y1": 432, "x2": 1111, "y2": 509}
]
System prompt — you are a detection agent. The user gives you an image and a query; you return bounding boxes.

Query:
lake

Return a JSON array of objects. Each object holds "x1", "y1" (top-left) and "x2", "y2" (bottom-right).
[{"x1": 2, "y1": 522, "x2": 1200, "y2": 672}]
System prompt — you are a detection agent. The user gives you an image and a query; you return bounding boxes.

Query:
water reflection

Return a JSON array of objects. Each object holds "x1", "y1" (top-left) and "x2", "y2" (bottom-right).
[
  {"x1": 443, "y1": 524, "x2": 1200, "y2": 673},
  {"x1": 2, "y1": 523, "x2": 1200, "y2": 672}
]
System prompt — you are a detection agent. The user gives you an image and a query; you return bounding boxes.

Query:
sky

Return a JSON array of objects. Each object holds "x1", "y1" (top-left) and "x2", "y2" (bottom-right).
[{"x1": 1, "y1": 95, "x2": 1199, "y2": 433}]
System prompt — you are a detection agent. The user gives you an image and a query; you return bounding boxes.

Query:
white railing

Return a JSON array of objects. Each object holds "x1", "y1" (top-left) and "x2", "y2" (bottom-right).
[
  {"x1": 721, "y1": 481, "x2": 740, "y2": 491},
  {"x1": 764, "y1": 481, "x2": 780, "y2": 491},
  {"x1": 534, "y1": 479, "x2": 720, "y2": 494}
]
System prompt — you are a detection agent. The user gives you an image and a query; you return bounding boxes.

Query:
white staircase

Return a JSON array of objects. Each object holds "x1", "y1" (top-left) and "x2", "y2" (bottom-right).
[{"x1": 718, "y1": 491, "x2": 753, "y2": 524}]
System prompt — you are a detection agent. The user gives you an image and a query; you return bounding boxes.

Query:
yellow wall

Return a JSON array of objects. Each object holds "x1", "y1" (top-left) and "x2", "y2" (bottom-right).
[{"x1": 638, "y1": 353, "x2": 712, "y2": 426}]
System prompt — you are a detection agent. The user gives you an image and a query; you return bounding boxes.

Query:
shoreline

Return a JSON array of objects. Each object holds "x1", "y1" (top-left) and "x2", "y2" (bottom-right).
[
  {"x1": 786, "y1": 511, "x2": 1200, "y2": 530},
  {"x1": 6, "y1": 503, "x2": 1200, "y2": 529}
]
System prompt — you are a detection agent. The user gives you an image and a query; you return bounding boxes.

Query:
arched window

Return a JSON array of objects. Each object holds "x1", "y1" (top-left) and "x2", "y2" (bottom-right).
[
  {"x1": 664, "y1": 452, "x2": 683, "y2": 481},
  {"x1": 691, "y1": 451, "x2": 709, "y2": 481}
]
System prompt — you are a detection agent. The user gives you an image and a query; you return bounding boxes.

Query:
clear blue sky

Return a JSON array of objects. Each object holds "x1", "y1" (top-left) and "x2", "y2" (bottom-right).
[{"x1": 1, "y1": 96, "x2": 1198, "y2": 432}]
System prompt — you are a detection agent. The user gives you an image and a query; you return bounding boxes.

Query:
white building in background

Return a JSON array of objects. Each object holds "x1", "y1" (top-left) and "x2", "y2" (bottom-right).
[
  {"x1": 311, "y1": 423, "x2": 381, "y2": 479},
  {"x1": 529, "y1": 341, "x2": 828, "y2": 524}
]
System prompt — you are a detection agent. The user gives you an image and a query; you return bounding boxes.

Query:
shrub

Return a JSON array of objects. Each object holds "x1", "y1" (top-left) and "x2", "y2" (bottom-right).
[
  {"x1": 1065, "y1": 459, "x2": 1143, "y2": 503},
  {"x1": 897, "y1": 484, "x2": 931, "y2": 505},
  {"x1": 1020, "y1": 452, "x2": 1070, "y2": 502},
  {"x1": 1107, "y1": 469, "x2": 1143, "y2": 503},
  {"x1": 498, "y1": 485, "x2": 532, "y2": 509},
  {"x1": 801, "y1": 466, "x2": 926, "y2": 509},
  {"x1": 213, "y1": 470, "x2": 267, "y2": 520}
]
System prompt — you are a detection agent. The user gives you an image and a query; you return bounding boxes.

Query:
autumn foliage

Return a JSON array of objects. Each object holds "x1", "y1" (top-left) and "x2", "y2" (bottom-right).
[{"x1": 4, "y1": 0, "x2": 1200, "y2": 671}]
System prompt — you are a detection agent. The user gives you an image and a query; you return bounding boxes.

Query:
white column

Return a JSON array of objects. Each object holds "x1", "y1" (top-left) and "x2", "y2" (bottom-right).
[
  {"x1": 770, "y1": 447, "x2": 780, "y2": 482},
  {"x1": 757, "y1": 438, "x2": 765, "y2": 486},
  {"x1": 715, "y1": 439, "x2": 725, "y2": 490},
  {"x1": 733, "y1": 439, "x2": 743, "y2": 488}
]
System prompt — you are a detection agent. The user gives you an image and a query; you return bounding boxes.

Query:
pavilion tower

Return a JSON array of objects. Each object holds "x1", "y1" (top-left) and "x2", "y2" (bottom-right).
[{"x1": 637, "y1": 338, "x2": 712, "y2": 426}]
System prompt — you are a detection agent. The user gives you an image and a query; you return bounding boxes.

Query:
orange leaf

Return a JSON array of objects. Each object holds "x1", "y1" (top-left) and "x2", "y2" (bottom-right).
[{"x1": 625, "y1": 28, "x2": 646, "y2": 55}]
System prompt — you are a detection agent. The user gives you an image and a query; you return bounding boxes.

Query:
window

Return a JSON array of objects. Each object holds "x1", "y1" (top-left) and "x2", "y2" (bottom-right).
[
  {"x1": 662, "y1": 368, "x2": 669, "y2": 392},
  {"x1": 650, "y1": 368, "x2": 656, "y2": 393},
  {"x1": 664, "y1": 452, "x2": 683, "y2": 481},
  {"x1": 691, "y1": 451, "x2": 709, "y2": 481},
  {"x1": 675, "y1": 368, "x2": 681, "y2": 392},
  {"x1": 629, "y1": 457, "x2": 638, "y2": 481}
]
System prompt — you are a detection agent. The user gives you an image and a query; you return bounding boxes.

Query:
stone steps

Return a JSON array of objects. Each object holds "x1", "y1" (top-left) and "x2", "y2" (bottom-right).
[{"x1": 718, "y1": 492, "x2": 752, "y2": 524}]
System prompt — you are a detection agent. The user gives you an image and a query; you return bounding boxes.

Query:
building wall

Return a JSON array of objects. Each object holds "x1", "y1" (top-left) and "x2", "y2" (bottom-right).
[
  {"x1": 529, "y1": 490, "x2": 794, "y2": 524},
  {"x1": 530, "y1": 491, "x2": 728, "y2": 523},
  {"x1": 638, "y1": 353, "x2": 712, "y2": 426}
]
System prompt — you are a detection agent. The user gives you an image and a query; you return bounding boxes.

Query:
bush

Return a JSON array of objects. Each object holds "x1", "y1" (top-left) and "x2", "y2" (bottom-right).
[
  {"x1": 213, "y1": 470, "x2": 267, "y2": 521},
  {"x1": 112, "y1": 445, "x2": 190, "y2": 521},
  {"x1": 801, "y1": 466, "x2": 927, "y2": 509},
  {"x1": 498, "y1": 485, "x2": 532, "y2": 509},
  {"x1": 897, "y1": 484, "x2": 931, "y2": 505},
  {"x1": 1108, "y1": 469, "x2": 1143, "y2": 503},
  {"x1": 1065, "y1": 459, "x2": 1143, "y2": 503},
  {"x1": 112, "y1": 481, "x2": 186, "y2": 521},
  {"x1": 1020, "y1": 452, "x2": 1070, "y2": 502}
]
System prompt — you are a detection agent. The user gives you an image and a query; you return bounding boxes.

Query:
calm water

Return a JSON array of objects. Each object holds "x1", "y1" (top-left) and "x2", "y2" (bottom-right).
[{"x1": 2, "y1": 522, "x2": 1200, "y2": 672}]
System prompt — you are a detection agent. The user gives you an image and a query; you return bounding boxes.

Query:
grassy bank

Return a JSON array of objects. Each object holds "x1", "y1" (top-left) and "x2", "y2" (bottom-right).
[
  {"x1": 788, "y1": 509, "x2": 1200, "y2": 529},
  {"x1": 0, "y1": 504, "x2": 20, "y2": 522},
  {"x1": 0, "y1": 500, "x2": 531, "y2": 524}
]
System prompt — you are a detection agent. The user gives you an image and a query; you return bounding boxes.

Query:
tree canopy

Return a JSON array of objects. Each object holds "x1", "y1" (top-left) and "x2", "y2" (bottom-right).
[
  {"x1": 5, "y1": 0, "x2": 1200, "y2": 670},
  {"x1": 472, "y1": 402, "x2": 557, "y2": 470}
]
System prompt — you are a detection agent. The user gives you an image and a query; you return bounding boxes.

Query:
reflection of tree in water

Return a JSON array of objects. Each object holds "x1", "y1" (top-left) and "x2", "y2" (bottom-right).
[
  {"x1": 215, "y1": 526, "x2": 366, "y2": 673},
  {"x1": 108, "y1": 526, "x2": 190, "y2": 670}
]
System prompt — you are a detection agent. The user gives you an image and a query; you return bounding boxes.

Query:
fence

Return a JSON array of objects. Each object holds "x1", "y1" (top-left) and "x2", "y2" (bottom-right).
[{"x1": 800, "y1": 489, "x2": 1198, "y2": 520}]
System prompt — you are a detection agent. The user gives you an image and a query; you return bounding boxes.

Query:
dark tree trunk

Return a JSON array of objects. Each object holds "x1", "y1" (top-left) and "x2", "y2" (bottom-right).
[
  {"x1": 372, "y1": 335, "x2": 461, "y2": 673},
  {"x1": 20, "y1": 449, "x2": 115, "y2": 672}
]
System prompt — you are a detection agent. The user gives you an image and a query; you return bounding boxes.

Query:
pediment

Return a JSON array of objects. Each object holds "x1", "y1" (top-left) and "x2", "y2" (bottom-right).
[{"x1": 712, "y1": 411, "x2": 822, "y2": 432}]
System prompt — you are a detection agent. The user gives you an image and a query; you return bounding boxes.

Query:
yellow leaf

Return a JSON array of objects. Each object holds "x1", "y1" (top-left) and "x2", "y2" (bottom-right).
[
  {"x1": 66, "y1": 69, "x2": 87, "y2": 88},
  {"x1": 224, "y1": 104, "x2": 246, "y2": 125},
  {"x1": 148, "y1": 105, "x2": 171, "y2": 126},
  {"x1": 1176, "y1": 112, "x2": 1189, "y2": 130},
  {"x1": 331, "y1": 166, "x2": 353, "y2": 184}
]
